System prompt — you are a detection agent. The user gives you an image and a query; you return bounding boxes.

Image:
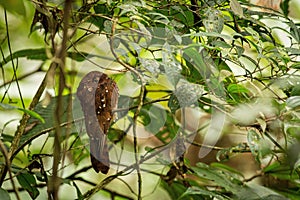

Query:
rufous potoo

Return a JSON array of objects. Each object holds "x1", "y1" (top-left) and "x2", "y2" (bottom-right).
[{"x1": 77, "y1": 71, "x2": 118, "y2": 174}]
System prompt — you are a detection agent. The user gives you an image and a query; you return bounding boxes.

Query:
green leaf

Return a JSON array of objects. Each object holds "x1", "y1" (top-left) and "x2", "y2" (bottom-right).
[
  {"x1": 162, "y1": 44, "x2": 182, "y2": 86},
  {"x1": 20, "y1": 95, "x2": 75, "y2": 151},
  {"x1": 274, "y1": 189, "x2": 300, "y2": 199},
  {"x1": 154, "y1": 111, "x2": 179, "y2": 144},
  {"x1": 140, "y1": 104, "x2": 167, "y2": 134},
  {"x1": 286, "y1": 47, "x2": 300, "y2": 55},
  {"x1": 216, "y1": 148, "x2": 231, "y2": 162},
  {"x1": 183, "y1": 48, "x2": 208, "y2": 75},
  {"x1": 290, "y1": 63, "x2": 300, "y2": 69},
  {"x1": 73, "y1": 182, "x2": 83, "y2": 200},
  {"x1": 172, "y1": 79, "x2": 204, "y2": 108},
  {"x1": 289, "y1": 21, "x2": 300, "y2": 43},
  {"x1": 140, "y1": 58, "x2": 160, "y2": 77},
  {"x1": 211, "y1": 162, "x2": 244, "y2": 179},
  {"x1": 1, "y1": 49, "x2": 48, "y2": 65},
  {"x1": 262, "y1": 161, "x2": 298, "y2": 181},
  {"x1": 291, "y1": 85, "x2": 300, "y2": 96},
  {"x1": 230, "y1": 0, "x2": 243, "y2": 17},
  {"x1": 168, "y1": 93, "x2": 180, "y2": 114},
  {"x1": 236, "y1": 184, "x2": 287, "y2": 200},
  {"x1": 280, "y1": 0, "x2": 291, "y2": 17},
  {"x1": 67, "y1": 51, "x2": 94, "y2": 62},
  {"x1": 187, "y1": 31, "x2": 233, "y2": 40},
  {"x1": 227, "y1": 84, "x2": 249, "y2": 94},
  {"x1": 219, "y1": 70, "x2": 233, "y2": 83},
  {"x1": 287, "y1": 142, "x2": 300, "y2": 170},
  {"x1": 1, "y1": 48, "x2": 102, "y2": 66},
  {"x1": 107, "y1": 128, "x2": 126, "y2": 143},
  {"x1": 247, "y1": 130, "x2": 261, "y2": 161},
  {"x1": 179, "y1": 186, "x2": 230, "y2": 200},
  {"x1": 16, "y1": 172, "x2": 39, "y2": 199},
  {"x1": 0, "y1": 0, "x2": 26, "y2": 16},
  {"x1": 17, "y1": 108, "x2": 45, "y2": 124},
  {"x1": 117, "y1": 95, "x2": 134, "y2": 119},
  {"x1": 286, "y1": 127, "x2": 300, "y2": 140},
  {"x1": 247, "y1": 130, "x2": 272, "y2": 162},
  {"x1": 183, "y1": 48, "x2": 225, "y2": 97},
  {"x1": 212, "y1": 40, "x2": 232, "y2": 49},
  {"x1": 0, "y1": 103, "x2": 45, "y2": 123},
  {"x1": 70, "y1": 137, "x2": 88, "y2": 166},
  {"x1": 118, "y1": 3, "x2": 138, "y2": 16},
  {"x1": 160, "y1": 180, "x2": 189, "y2": 200},
  {"x1": 203, "y1": 8, "x2": 224, "y2": 33},
  {"x1": 181, "y1": 60, "x2": 204, "y2": 87},
  {"x1": 286, "y1": 96, "x2": 300, "y2": 109},
  {"x1": 88, "y1": 4, "x2": 110, "y2": 32},
  {"x1": 0, "y1": 103, "x2": 15, "y2": 110},
  {"x1": 170, "y1": 5, "x2": 194, "y2": 27},
  {"x1": 0, "y1": 188, "x2": 10, "y2": 200},
  {"x1": 193, "y1": 163, "x2": 241, "y2": 194},
  {"x1": 144, "y1": 146, "x2": 154, "y2": 153},
  {"x1": 262, "y1": 161, "x2": 281, "y2": 173}
]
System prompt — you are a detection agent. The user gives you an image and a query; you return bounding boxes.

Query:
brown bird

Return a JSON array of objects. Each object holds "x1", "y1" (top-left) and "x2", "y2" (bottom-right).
[{"x1": 77, "y1": 71, "x2": 118, "y2": 174}]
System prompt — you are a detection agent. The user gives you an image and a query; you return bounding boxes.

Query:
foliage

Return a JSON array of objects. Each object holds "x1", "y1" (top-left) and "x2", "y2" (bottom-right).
[{"x1": 0, "y1": 0, "x2": 300, "y2": 199}]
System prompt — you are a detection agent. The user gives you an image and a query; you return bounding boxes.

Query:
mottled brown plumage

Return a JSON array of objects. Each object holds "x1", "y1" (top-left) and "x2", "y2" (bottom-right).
[{"x1": 77, "y1": 71, "x2": 118, "y2": 174}]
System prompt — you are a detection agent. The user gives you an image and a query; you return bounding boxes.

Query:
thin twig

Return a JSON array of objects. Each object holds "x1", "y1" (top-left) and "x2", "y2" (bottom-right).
[
  {"x1": 0, "y1": 140, "x2": 20, "y2": 200},
  {"x1": 82, "y1": 141, "x2": 172, "y2": 198},
  {"x1": 243, "y1": 171, "x2": 263, "y2": 182},
  {"x1": 1, "y1": 10, "x2": 25, "y2": 108},
  {"x1": 0, "y1": 66, "x2": 43, "y2": 89},
  {"x1": 110, "y1": 17, "x2": 145, "y2": 200},
  {"x1": 6, "y1": 177, "x2": 135, "y2": 200},
  {"x1": 0, "y1": 58, "x2": 49, "y2": 187},
  {"x1": 49, "y1": 0, "x2": 73, "y2": 199}
]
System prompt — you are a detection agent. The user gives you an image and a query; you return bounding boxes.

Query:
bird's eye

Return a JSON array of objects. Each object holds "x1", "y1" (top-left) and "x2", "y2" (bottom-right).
[{"x1": 93, "y1": 77, "x2": 99, "y2": 83}]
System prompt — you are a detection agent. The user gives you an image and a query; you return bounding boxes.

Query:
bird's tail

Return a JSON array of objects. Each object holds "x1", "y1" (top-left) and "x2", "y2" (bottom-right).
[{"x1": 89, "y1": 136, "x2": 110, "y2": 174}]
